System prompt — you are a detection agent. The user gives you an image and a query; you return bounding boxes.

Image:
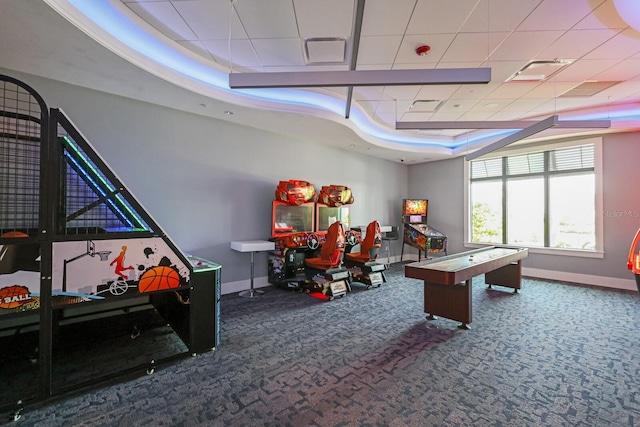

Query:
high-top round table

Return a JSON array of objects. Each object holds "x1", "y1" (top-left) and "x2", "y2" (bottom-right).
[{"x1": 230, "y1": 240, "x2": 275, "y2": 297}]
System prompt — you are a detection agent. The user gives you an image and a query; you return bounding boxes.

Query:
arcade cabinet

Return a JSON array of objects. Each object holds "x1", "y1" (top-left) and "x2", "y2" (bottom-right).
[
  {"x1": 344, "y1": 220, "x2": 387, "y2": 289},
  {"x1": 0, "y1": 74, "x2": 221, "y2": 416},
  {"x1": 400, "y1": 199, "x2": 447, "y2": 261},
  {"x1": 304, "y1": 220, "x2": 350, "y2": 300},
  {"x1": 268, "y1": 182, "x2": 353, "y2": 299},
  {"x1": 269, "y1": 180, "x2": 319, "y2": 291},
  {"x1": 628, "y1": 228, "x2": 640, "y2": 293}
]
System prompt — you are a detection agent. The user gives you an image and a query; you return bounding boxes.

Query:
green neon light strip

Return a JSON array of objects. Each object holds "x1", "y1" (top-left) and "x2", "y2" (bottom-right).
[{"x1": 63, "y1": 135, "x2": 149, "y2": 230}]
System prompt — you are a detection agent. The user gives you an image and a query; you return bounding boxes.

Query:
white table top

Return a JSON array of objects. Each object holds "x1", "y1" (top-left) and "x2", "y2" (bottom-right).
[
  {"x1": 355, "y1": 225, "x2": 392, "y2": 236},
  {"x1": 230, "y1": 240, "x2": 275, "y2": 252}
]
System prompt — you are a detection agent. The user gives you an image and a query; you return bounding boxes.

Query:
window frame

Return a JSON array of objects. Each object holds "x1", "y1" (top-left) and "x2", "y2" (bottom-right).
[{"x1": 463, "y1": 137, "x2": 604, "y2": 258}]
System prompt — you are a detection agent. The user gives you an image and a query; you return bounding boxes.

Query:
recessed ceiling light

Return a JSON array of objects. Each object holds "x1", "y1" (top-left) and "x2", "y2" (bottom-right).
[{"x1": 224, "y1": 110, "x2": 234, "y2": 115}]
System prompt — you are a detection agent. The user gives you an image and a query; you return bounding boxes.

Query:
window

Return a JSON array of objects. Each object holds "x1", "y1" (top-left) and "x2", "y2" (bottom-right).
[{"x1": 467, "y1": 139, "x2": 602, "y2": 255}]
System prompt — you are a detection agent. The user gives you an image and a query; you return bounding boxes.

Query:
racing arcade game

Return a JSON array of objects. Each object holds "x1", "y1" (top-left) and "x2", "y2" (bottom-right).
[
  {"x1": 268, "y1": 181, "x2": 355, "y2": 299},
  {"x1": 401, "y1": 199, "x2": 447, "y2": 261}
]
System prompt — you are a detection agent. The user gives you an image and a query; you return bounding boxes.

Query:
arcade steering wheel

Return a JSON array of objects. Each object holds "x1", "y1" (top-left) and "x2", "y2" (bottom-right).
[
  {"x1": 306, "y1": 233, "x2": 320, "y2": 250},
  {"x1": 346, "y1": 230, "x2": 359, "y2": 246}
]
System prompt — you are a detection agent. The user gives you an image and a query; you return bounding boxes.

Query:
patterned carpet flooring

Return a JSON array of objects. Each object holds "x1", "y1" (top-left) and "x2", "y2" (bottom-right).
[{"x1": 5, "y1": 262, "x2": 640, "y2": 426}]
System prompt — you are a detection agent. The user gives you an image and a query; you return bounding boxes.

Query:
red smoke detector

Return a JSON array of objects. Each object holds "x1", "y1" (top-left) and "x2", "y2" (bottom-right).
[{"x1": 416, "y1": 45, "x2": 431, "y2": 56}]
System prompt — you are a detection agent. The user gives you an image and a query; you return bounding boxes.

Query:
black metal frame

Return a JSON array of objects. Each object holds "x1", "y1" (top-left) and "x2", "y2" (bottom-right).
[{"x1": 0, "y1": 75, "x2": 220, "y2": 416}]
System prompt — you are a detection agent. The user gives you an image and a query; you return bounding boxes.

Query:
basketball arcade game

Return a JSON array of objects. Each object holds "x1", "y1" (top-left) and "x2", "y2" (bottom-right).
[
  {"x1": 401, "y1": 199, "x2": 447, "y2": 261},
  {"x1": 0, "y1": 75, "x2": 220, "y2": 417}
]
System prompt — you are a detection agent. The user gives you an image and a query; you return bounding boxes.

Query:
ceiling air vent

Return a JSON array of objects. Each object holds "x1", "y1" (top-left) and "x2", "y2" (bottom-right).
[
  {"x1": 409, "y1": 99, "x2": 444, "y2": 113},
  {"x1": 506, "y1": 59, "x2": 573, "y2": 82},
  {"x1": 304, "y1": 38, "x2": 347, "y2": 64},
  {"x1": 560, "y1": 81, "x2": 620, "y2": 97}
]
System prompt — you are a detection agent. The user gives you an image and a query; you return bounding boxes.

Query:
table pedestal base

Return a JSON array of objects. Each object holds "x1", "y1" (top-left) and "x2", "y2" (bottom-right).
[{"x1": 239, "y1": 288, "x2": 264, "y2": 298}]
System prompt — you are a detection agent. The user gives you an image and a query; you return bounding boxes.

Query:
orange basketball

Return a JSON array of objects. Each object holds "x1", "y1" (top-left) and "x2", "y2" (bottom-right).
[
  {"x1": 138, "y1": 266, "x2": 181, "y2": 293},
  {"x1": 1, "y1": 231, "x2": 28, "y2": 238},
  {"x1": 0, "y1": 285, "x2": 32, "y2": 309}
]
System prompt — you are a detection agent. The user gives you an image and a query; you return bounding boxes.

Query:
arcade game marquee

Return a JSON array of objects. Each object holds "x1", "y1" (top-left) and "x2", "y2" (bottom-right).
[
  {"x1": 400, "y1": 199, "x2": 447, "y2": 261},
  {"x1": 0, "y1": 75, "x2": 221, "y2": 418}
]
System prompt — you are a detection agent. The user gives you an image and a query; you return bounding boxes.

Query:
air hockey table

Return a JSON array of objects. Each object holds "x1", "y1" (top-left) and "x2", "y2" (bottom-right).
[{"x1": 405, "y1": 246, "x2": 528, "y2": 329}]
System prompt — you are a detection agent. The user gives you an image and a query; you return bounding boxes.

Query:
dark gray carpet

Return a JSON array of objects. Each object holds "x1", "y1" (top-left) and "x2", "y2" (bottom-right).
[{"x1": 7, "y1": 263, "x2": 640, "y2": 426}]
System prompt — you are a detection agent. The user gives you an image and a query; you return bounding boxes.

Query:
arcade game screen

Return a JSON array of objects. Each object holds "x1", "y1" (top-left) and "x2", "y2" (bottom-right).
[
  {"x1": 316, "y1": 205, "x2": 350, "y2": 232},
  {"x1": 403, "y1": 199, "x2": 428, "y2": 224},
  {"x1": 272, "y1": 201, "x2": 315, "y2": 237}
]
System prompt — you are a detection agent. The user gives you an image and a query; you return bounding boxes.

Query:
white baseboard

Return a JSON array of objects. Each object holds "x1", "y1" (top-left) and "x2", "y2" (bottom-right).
[
  {"x1": 220, "y1": 265, "x2": 638, "y2": 295},
  {"x1": 222, "y1": 276, "x2": 271, "y2": 295},
  {"x1": 522, "y1": 267, "x2": 638, "y2": 292}
]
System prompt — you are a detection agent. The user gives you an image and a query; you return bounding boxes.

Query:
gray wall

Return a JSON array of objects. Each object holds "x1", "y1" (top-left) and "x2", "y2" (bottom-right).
[
  {"x1": 2, "y1": 69, "x2": 408, "y2": 284},
  {"x1": 408, "y1": 133, "x2": 640, "y2": 281}
]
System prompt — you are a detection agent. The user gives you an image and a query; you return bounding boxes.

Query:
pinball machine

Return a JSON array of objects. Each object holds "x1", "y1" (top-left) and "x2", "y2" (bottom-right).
[
  {"x1": 400, "y1": 199, "x2": 447, "y2": 261},
  {"x1": 0, "y1": 75, "x2": 221, "y2": 417}
]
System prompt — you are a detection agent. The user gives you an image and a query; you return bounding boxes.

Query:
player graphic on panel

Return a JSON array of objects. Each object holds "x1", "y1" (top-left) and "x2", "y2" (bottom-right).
[{"x1": 110, "y1": 245, "x2": 134, "y2": 280}]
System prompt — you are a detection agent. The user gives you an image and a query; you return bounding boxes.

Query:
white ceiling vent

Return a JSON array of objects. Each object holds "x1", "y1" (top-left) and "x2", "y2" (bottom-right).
[
  {"x1": 560, "y1": 81, "x2": 620, "y2": 97},
  {"x1": 304, "y1": 38, "x2": 347, "y2": 64},
  {"x1": 409, "y1": 100, "x2": 444, "y2": 113},
  {"x1": 506, "y1": 60, "x2": 573, "y2": 82}
]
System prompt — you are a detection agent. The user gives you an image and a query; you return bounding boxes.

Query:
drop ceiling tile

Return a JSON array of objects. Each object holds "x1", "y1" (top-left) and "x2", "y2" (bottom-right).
[
  {"x1": 547, "y1": 58, "x2": 620, "y2": 81},
  {"x1": 252, "y1": 38, "x2": 305, "y2": 67},
  {"x1": 375, "y1": 100, "x2": 401, "y2": 113},
  {"x1": 429, "y1": 111, "x2": 465, "y2": 121},
  {"x1": 461, "y1": 0, "x2": 542, "y2": 33},
  {"x1": 583, "y1": 28, "x2": 640, "y2": 60},
  {"x1": 592, "y1": 58, "x2": 640, "y2": 81},
  {"x1": 352, "y1": 86, "x2": 386, "y2": 101},
  {"x1": 485, "y1": 82, "x2": 540, "y2": 99},
  {"x1": 469, "y1": 98, "x2": 514, "y2": 112},
  {"x1": 596, "y1": 80, "x2": 640, "y2": 101},
  {"x1": 357, "y1": 35, "x2": 403, "y2": 65},
  {"x1": 442, "y1": 32, "x2": 509, "y2": 63},
  {"x1": 537, "y1": 29, "x2": 619, "y2": 60},
  {"x1": 459, "y1": 111, "x2": 495, "y2": 121},
  {"x1": 233, "y1": 0, "x2": 299, "y2": 38},
  {"x1": 127, "y1": 2, "x2": 197, "y2": 40},
  {"x1": 415, "y1": 85, "x2": 460, "y2": 101},
  {"x1": 361, "y1": 0, "x2": 416, "y2": 36},
  {"x1": 450, "y1": 82, "x2": 499, "y2": 100},
  {"x1": 294, "y1": 0, "x2": 354, "y2": 38},
  {"x1": 505, "y1": 97, "x2": 549, "y2": 112},
  {"x1": 574, "y1": 0, "x2": 628, "y2": 30},
  {"x1": 383, "y1": 85, "x2": 422, "y2": 101},
  {"x1": 490, "y1": 31, "x2": 564, "y2": 61},
  {"x1": 520, "y1": 81, "x2": 577, "y2": 98},
  {"x1": 438, "y1": 99, "x2": 478, "y2": 113},
  {"x1": 407, "y1": 0, "x2": 477, "y2": 35},
  {"x1": 201, "y1": 39, "x2": 260, "y2": 68},
  {"x1": 398, "y1": 111, "x2": 432, "y2": 122},
  {"x1": 172, "y1": 0, "x2": 247, "y2": 40},
  {"x1": 518, "y1": 0, "x2": 601, "y2": 31}
]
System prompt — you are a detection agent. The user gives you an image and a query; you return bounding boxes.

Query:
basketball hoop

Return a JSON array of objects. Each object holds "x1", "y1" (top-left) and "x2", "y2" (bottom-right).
[{"x1": 96, "y1": 250, "x2": 112, "y2": 261}]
